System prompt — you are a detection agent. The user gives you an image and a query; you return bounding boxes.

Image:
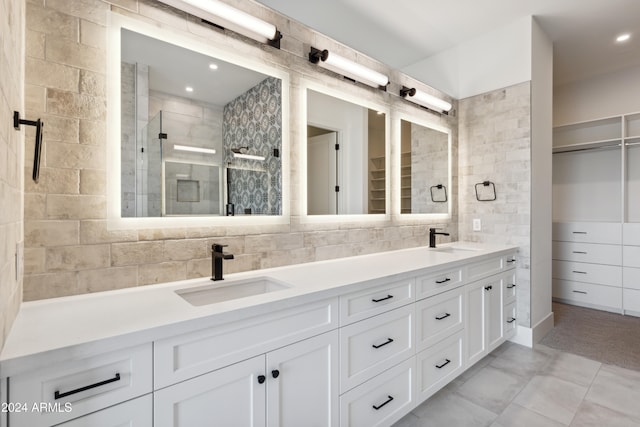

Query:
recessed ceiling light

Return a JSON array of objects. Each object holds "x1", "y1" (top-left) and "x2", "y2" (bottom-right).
[
  {"x1": 209, "y1": 63, "x2": 218, "y2": 70},
  {"x1": 185, "y1": 86, "x2": 194, "y2": 92},
  {"x1": 616, "y1": 33, "x2": 631, "y2": 43}
]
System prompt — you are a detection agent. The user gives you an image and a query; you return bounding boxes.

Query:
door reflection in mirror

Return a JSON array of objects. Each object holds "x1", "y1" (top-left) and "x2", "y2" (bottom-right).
[{"x1": 306, "y1": 89, "x2": 386, "y2": 215}]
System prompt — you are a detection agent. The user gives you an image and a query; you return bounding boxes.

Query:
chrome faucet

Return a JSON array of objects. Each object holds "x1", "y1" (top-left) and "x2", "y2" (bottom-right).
[
  {"x1": 211, "y1": 244, "x2": 234, "y2": 281},
  {"x1": 429, "y1": 228, "x2": 450, "y2": 248}
]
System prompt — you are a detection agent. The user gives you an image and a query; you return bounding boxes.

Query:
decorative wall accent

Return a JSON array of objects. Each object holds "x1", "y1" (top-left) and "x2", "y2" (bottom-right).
[{"x1": 223, "y1": 77, "x2": 282, "y2": 215}]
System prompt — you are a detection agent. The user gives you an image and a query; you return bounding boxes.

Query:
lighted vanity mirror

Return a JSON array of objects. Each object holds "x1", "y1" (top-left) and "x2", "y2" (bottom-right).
[
  {"x1": 305, "y1": 88, "x2": 388, "y2": 215},
  {"x1": 399, "y1": 118, "x2": 451, "y2": 216},
  {"x1": 118, "y1": 27, "x2": 284, "y2": 218}
]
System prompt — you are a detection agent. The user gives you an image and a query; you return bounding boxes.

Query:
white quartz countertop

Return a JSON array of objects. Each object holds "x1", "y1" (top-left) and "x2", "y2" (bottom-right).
[{"x1": 0, "y1": 242, "x2": 517, "y2": 377}]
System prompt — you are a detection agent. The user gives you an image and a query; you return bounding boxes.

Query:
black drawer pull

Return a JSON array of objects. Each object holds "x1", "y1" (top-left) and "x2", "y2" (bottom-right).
[
  {"x1": 372, "y1": 294, "x2": 394, "y2": 303},
  {"x1": 435, "y1": 278, "x2": 451, "y2": 284},
  {"x1": 484, "y1": 285, "x2": 493, "y2": 291},
  {"x1": 572, "y1": 231, "x2": 587, "y2": 234},
  {"x1": 54, "y1": 373, "x2": 121, "y2": 400},
  {"x1": 258, "y1": 375, "x2": 266, "y2": 384},
  {"x1": 372, "y1": 338, "x2": 394, "y2": 349},
  {"x1": 506, "y1": 258, "x2": 516, "y2": 263},
  {"x1": 572, "y1": 290, "x2": 587, "y2": 294},
  {"x1": 507, "y1": 284, "x2": 516, "y2": 289},
  {"x1": 372, "y1": 395, "x2": 394, "y2": 410},
  {"x1": 435, "y1": 313, "x2": 451, "y2": 320},
  {"x1": 572, "y1": 251, "x2": 587, "y2": 254},
  {"x1": 507, "y1": 318, "x2": 516, "y2": 324},
  {"x1": 435, "y1": 359, "x2": 451, "y2": 369},
  {"x1": 572, "y1": 270, "x2": 587, "y2": 274}
]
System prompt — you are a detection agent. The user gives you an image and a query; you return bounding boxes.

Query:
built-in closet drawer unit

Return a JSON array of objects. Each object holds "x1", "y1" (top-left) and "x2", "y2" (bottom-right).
[
  {"x1": 623, "y1": 289, "x2": 640, "y2": 315},
  {"x1": 415, "y1": 266, "x2": 464, "y2": 299},
  {"x1": 552, "y1": 260, "x2": 623, "y2": 286},
  {"x1": 339, "y1": 304, "x2": 414, "y2": 393},
  {"x1": 339, "y1": 278, "x2": 414, "y2": 326},
  {"x1": 415, "y1": 287, "x2": 463, "y2": 352},
  {"x1": 552, "y1": 241, "x2": 622, "y2": 265},
  {"x1": 416, "y1": 330, "x2": 464, "y2": 401},
  {"x1": 623, "y1": 245, "x2": 640, "y2": 268},
  {"x1": 56, "y1": 394, "x2": 152, "y2": 427},
  {"x1": 154, "y1": 298, "x2": 338, "y2": 389},
  {"x1": 623, "y1": 267, "x2": 640, "y2": 290},
  {"x1": 339, "y1": 357, "x2": 415, "y2": 427},
  {"x1": 552, "y1": 279, "x2": 622, "y2": 312},
  {"x1": 503, "y1": 302, "x2": 517, "y2": 339},
  {"x1": 553, "y1": 222, "x2": 622, "y2": 244},
  {"x1": 623, "y1": 223, "x2": 640, "y2": 246},
  {"x1": 8, "y1": 343, "x2": 152, "y2": 427}
]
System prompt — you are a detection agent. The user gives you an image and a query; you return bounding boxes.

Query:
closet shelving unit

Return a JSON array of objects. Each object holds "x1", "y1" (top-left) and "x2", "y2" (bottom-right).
[
  {"x1": 552, "y1": 113, "x2": 640, "y2": 316},
  {"x1": 369, "y1": 155, "x2": 386, "y2": 214},
  {"x1": 400, "y1": 152, "x2": 411, "y2": 213}
]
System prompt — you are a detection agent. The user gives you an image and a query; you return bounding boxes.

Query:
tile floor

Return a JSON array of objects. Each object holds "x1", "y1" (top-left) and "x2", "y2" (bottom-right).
[{"x1": 393, "y1": 342, "x2": 640, "y2": 427}]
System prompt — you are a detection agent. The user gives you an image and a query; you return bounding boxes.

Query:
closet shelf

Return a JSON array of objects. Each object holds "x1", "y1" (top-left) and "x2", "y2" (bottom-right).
[{"x1": 553, "y1": 138, "x2": 622, "y2": 154}]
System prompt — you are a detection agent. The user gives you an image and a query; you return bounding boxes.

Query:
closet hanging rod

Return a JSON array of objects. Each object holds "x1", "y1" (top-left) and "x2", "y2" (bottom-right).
[
  {"x1": 553, "y1": 142, "x2": 621, "y2": 154},
  {"x1": 625, "y1": 141, "x2": 640, "y2": 147}
]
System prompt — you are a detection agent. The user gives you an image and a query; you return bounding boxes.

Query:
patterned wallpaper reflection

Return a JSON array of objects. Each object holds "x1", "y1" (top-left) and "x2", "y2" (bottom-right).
[{"x1": 223, "y1": 77, "x2": 282, "y2": 215}]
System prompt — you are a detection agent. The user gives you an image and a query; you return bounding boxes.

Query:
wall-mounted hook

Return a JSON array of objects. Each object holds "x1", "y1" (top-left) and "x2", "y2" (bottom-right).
[{"x1": 14, "y1": 111, "x2": 44, "y2": 183}]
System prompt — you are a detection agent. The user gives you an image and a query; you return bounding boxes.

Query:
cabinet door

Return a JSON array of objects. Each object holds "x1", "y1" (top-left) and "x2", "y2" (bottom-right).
[
  {"x1": 485, "y1": 277, "x2": 504, "y2": 353},
  {"x1": 57, "y1": 394, "x2": 152, "y2": 427},
  {"x1": 465, "y1": 276, "x2": 504, "y2": 366},
  {"x1": 266, "y1": 331, "x2": 339, "y2": 427},
  {"x1": 154, "y1": 356, "x2": 266, "y2": 427}
]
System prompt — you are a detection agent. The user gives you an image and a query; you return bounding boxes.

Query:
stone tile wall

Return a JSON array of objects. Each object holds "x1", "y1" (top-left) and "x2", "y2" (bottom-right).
[
  {"x1": 458, "y1": 82, "x2": 532, "y2": 327},
  {"x1": 0, "y1": 0, "x2": 24, "y2": 348},
  {"x1": 22, "y1": 0, "x2": 458, "y2": 301}
]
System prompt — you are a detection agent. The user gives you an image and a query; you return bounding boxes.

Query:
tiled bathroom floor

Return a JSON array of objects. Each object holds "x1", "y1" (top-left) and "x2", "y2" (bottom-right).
[{"x1": 393, "y1": 342, "x2": 640, "y2": 427}]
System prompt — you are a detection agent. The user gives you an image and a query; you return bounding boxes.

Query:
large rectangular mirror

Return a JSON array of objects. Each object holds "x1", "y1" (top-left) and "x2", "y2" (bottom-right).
[
  {"x1": 108, "y1": 14, "x2": 288, "y2": 226},
  {"x1": 304, "y1": 84, "x2": 389, "y2": 216},
  {"x1": 399, "y1": 117, "x2": 451, "y2": 216}
]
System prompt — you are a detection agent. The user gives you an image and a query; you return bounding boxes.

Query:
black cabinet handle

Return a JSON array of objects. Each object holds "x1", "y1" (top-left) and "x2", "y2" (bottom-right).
[
  {"x1": 258, "y1": 375, "x2": 266, "y2": 384},
  {"x1": 372, "y1": 295, "x2": 394, "y2": 303},
  {"x1": 435, "y1": 278, "x2": 451, "y2": 284},
  {"x1": 435, "y1": 359, "x2": 451, "y2": 369},
  {"x1": 507, "y1": 284, "x2": 516, "y2": 289},
  {"x1": 271, "y1": 370, "x2": 280, "y2": 379},
  {"x1": 572, "y1": 290, "x2": 587, "y2": 294},
  {"x1": 572, "y1": 231, "x2": 587, "y2": 234},
  {"x1": 572, "y1": 251, "x2": 587, "y2": 254},
  {"x1": 54, "y1": 373, "x2": 121, "y2": 400},
  {"x1": 484, "y1": 285, "x2": 492, "y2": 291},
  {"x1": 572, "y1": 270, "x2": 587, "y2": 274},
  {"x1": 372, "y1": 338, "x2": 394, "y2": 349},
  {"x1": 507, "y1": 258, "x2": 516, "y2": 263},
  {"x1": 435, "y1": 313, "x2": 451, "y2": 320},
  {"x1": 507, "y1": 318, "x2": 516, "y2": 324},
  {"x1": 372, "y1": 395, "x2": 394, "y2": 410}
]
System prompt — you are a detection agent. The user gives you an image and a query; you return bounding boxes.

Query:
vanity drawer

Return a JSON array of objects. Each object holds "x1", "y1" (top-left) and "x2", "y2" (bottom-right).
[
  {"x1": 623, "y1": 245, "x2": 640, "y2": 268},
  {"x1": 416, "y1": 287, "x2": 463, "y2": 352},
  {"x1": 9, "y1": 343, "x2": 152, "y2": 427},
  {"x1": 623, "y1": 267, "x2": 640, "y2": 290},
  {"x1": 155, "y1": 298, "x2": 338, "y2": 389},
  {"x1": 502, "y1": 271, "x2": 517, "y2": 305},
  {"x1": 339, "y1": 304, "x2": 414, "y2": 393},
  {"x1": 503, "y1": 302, "x2": 517, "y2": 339},
  {"x1": 552, "y1": 260, "x2": 622, "y2": 286},
  {"x1": 416, "y1": 267, "x2": 463, "y2": 299},
  {"x1": 552, "y1": 241, "x2": 622, "y2": 265},
  {"x1": 339, "y1": 357, "x2": 415, "y2": 427},
  {"x1": 416, "y1": 330, "x2": 464, "y2": 401},
  {"x1": 56, "y1": 394, "x2": 152, "y2": 427},
  {"x1": 553, "y1": 279, "x2": 622, "y2": 312},
  {"x1": 553, "y1": 222, "x2": 621, "y2": 244},
  {"x1": 340, "y1": 278, "x2": 414, "y2": 326},
  {"x1": 467, "y1": 255, "x2": 513, "y2": 283}
]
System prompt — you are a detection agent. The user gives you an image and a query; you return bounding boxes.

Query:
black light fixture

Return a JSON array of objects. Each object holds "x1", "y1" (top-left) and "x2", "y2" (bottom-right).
[
  {"x1": 157, "y1": 0, "x2": 282, "y2": 48},
  {"x1": 309, "y1": 47, "x2": 389, "y2": 90}
]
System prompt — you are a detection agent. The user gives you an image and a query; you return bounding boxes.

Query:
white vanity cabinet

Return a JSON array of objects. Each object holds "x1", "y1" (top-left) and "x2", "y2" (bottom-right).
[
  {"x1": 155, "y1": 331, "x2": 339, "y2": 427},
  {"x1": 56, "y1": 395, "x2": 152, "y2": 427}
]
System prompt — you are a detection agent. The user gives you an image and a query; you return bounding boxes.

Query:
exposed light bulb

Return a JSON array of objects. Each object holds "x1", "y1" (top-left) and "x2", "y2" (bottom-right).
[{"x1": 616, "y1": 33, "x2": 631, "y2": 43}]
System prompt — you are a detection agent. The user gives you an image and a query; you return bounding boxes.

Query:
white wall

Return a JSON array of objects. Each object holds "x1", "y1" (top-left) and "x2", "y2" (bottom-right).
[
  {"x1": 530, "y1": 18, "x2": 554, "y2": 336},
  {"x1": 554, "y1": 64, "x2": 640, "y2": 125},
  {"x1": 402, "y1": 16, "x2": 533, "y2": 99}
]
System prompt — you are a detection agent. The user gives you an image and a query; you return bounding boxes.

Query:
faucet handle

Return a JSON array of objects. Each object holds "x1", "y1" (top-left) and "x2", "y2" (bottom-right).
[{"x1": 212, "y1": 243, "x2": 228, "y2": 252}]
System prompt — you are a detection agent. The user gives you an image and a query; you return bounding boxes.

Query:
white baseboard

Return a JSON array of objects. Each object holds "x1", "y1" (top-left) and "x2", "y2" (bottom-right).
[{"x1": 508, "y1": 311, "x2": 555, "y2": 348}]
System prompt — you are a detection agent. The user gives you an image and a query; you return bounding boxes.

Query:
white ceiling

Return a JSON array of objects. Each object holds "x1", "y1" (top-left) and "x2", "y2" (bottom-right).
[{"x1": 256, "y1": 0, "x2": 640, "y2": 88}]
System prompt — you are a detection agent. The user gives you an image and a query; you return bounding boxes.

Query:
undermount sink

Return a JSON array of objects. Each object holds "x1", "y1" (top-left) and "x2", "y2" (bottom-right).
[
  {"x1": 176, "y1": 276, "x2": 291, "y2": 306},
  {"x1": 431, "y1": 246, "x2": 480, "y2": 255}
]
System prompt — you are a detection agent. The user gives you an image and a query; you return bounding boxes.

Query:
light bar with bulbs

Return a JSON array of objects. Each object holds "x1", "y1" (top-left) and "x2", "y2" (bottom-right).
[
  {"x1": 174, "y1": 144, "x2": 216, "y2": 154},
  {"x1": 157, "y1": 0, "x2": 282, "y2": 47},
  {"x1": 400, "y1": 86, "x2": 452, "y2": 113},
  {"x1": 233, "y1": 152, "x2": 265, "y2": 161},
  {"x1": 309, "y1": 47, "x2": 389, "y2": 90}
]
